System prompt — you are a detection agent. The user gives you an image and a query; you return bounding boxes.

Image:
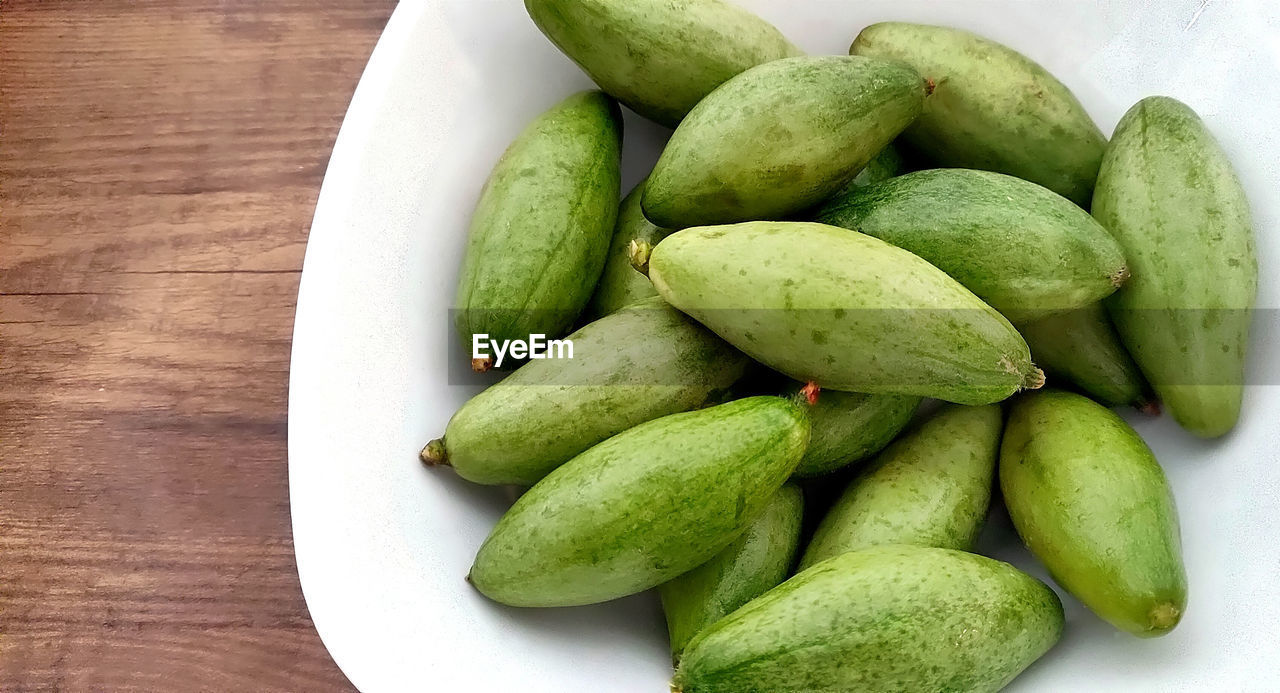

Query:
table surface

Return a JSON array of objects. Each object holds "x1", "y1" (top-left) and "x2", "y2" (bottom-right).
[{"x1": 0, "y1": 1, "x2": 396, "y2": 688}]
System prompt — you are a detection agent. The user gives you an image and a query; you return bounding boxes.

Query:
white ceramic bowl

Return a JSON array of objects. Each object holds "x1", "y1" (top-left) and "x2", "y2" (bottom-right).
[{"x1": 289, "y1": 1, "x2": 1280, "y2": 690}]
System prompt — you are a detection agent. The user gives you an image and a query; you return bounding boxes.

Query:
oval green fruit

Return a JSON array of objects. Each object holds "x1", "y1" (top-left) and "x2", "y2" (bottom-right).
[
  {"x1": 793, "y1": 388, "x2": 919, "y2": 478},
  {"x1": 816, "y1": 168, "x2": 1129, "y2": 322},
  {"x1": 425, "y1": 299, "x2": 747, "y2": 486},
  {"x1": 524, "y1": 0, "x2": 800, "y2": 128},
  {"x1": 1018, "y1": 304, "x2": 1150, "y2": 408},
  {"x1": 454, "y1": 91, "x2": 622, "y2": 359},
  {"x1": 1001, "y1": 389, "x2": 1187, "y2": 637},
  {"x1": 469, "y1": 396, "x2": 808, "y2": 607},
  {"x1": 647, "y1": 221, "x2": 1042, "y2": 405},
  {"x1": 1094, "y1": 96, "x2": 1258, "y2": 437},
  {"x1": 643, "y1": 56, "x2": 925, "y2": 227},
  {"x1": 587, "y1": 178, "x2": 672, "y2": 318},
  {"x1": 673, "y1": 545, "x2": 1064, "y2": 693},
  {"x1": 799, "y1": 404, "x2": 999, "y2": 570},
  {"x1": 659, "y1": 484, "x2": 803, "y2": 659},
  {"x1": 851, "y1": 22, "x2": 1105, "y2": 206}
]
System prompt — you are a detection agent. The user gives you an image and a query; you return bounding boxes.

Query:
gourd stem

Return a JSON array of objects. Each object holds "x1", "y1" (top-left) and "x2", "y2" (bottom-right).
[
  {"x1": 420, "y1": 438, "x2": 450, "y2": 467},
  {"x1": 1023, "y1": 367, "x2": 1046, "y2": 390},
  {"x1": 629, "y1": 239, "x2": 653, "y2": 277}
]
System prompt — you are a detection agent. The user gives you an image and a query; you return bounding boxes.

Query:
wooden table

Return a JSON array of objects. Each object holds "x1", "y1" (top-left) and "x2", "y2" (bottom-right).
[{"x1": 1, "y1": 1, "x2": 396, "y2": 688}]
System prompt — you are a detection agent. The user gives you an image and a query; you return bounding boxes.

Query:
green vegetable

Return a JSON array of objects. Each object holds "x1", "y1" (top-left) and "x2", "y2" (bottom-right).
[
  {"x1": 673, "y1": 545, "x2": 1063, "y2": 693},
  {"x1": 816, "y1": 168, "x2": 1128, "y2": 322},
  {"x1": 1018, "y1": 304, "x2": 1150, "y2": 408},
  {"x1": 644, "y1": 56, "x2": 925, "y2": 227},
  {"x1": 645, "y1": 221, "x2": 1042, "y2": 405},
  {"x1": 524, "y1": 0, "x2": 800, "y2": 128},
  {"x1": 587, "y1": 178, "x2": 672, "y2": 318},
  {"x1": 799, "y1": 404, "x2": 999, "y2": 570},
  {"x1": 1001, "y1": 390, "x2": 1187, "y2": 637},
  {"x1": 659, "y1": 484, "x2": 803, "y2": 659},
  {"x1": 851, "y1": 22, "x2": 1105, "y2": 206},
  {"x1": 469, "y1": 396, "x2": 808, "y2": 606},
  {"x1": 454, "y1": 91, "x2": 621, "y2": 366},
  {"x1": 424, "y1": 299, "x2": 747, "y2": 486},
  {"x1": 1094, "y1": 96, "x2": 1258, "y2": 437},
  {"x1": 792, "y1": 388, "x2": 919, "y2": 478}
]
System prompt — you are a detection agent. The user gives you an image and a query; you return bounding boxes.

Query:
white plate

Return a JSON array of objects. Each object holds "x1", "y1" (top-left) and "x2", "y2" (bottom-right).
[{"x1": 289, "y1": 1, "x2": 1280, "y2": 690}]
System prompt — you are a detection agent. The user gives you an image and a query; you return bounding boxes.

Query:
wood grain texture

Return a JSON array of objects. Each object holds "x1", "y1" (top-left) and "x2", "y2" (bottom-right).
[{"x1": 0, "y1": 0, "x2": 396, "y2": 688}]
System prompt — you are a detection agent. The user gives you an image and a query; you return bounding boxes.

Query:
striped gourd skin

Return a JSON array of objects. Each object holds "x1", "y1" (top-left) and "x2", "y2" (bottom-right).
[
  {"x1": 524, "y1": 0, "x2": 801, "y2": 127},
  {"x1": 851, "y1": 21, "x2": 1106, "y2": 207},
  {"x1": 1093, "y1": 96, "x2": 1257, "y2": 438},
  {"x1": 469, "y1": 397, "x2": 808, "y2": 607},
  {"x1": 673, "y1": 546, "x2": 1063, "y2": 693},
  {"x1": 643, "y1": 56, "x2": 925, "y2": 227},
  {"x1": 455, "y1": 90, "x2": 622, "y2": 351},
  {"x1": 648, "y1": 221, "x2": 1040, "y2": 405}
]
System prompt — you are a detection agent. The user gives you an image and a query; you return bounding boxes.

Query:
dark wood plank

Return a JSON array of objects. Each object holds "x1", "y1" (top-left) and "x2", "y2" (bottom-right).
[{"x1": 0, "y1": 0, "x2": 397, "y2": 688}]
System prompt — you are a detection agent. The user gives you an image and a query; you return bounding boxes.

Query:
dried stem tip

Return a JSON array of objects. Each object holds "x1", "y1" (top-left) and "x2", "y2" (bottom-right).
[
  {"x1": 420, "y1": 438, "x2": 450, "y2": 467},
  {"x1": 471, "y1": 356, "x2": 494, "y2": 373},
  {"x1": 1136, "y1": 399, "x2": 1162, "y2": 417},
  {"x1": 629, "y1": 239, "x2": 653, "y2": 277},
  {"x1": 1148, "y1": 602, "x2": 1182, "y2": 631},
  {"x1": 1022, "y1": 367, "x2": 1046, "y2": 390},
  {"x1": 800, "y1": 381, "x2": 821, "y2": 406}
]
